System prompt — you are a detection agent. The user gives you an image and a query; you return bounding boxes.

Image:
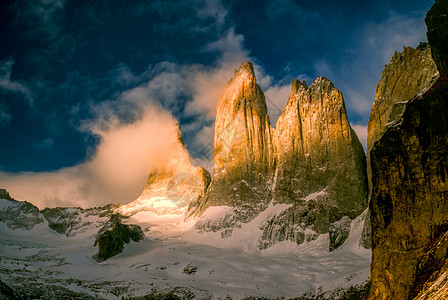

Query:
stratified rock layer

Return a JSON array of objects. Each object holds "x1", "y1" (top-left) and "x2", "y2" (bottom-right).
[
  {"x1": 127, "y1": 125, "x2": 210, "y2": 218},
  {"x1": 200, "y1": 61, "x2": 274, "y2": 213}
]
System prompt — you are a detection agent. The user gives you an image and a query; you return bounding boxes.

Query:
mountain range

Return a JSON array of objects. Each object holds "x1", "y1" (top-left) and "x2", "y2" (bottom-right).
[{"x1": 1, "y1": 1, "x2": 447, "y2": 299}]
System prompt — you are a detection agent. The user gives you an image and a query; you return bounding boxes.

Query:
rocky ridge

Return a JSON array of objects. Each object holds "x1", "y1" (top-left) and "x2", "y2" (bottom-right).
[
  {"x1": 262, "y1": 77, "x2": 367, "y2": 249},
  {"x1": 0, "y1": 188, "x2": 43, "y2": 230},
  {"x1": 367, "y1": 1, "x2": 448, "y2": 299}
]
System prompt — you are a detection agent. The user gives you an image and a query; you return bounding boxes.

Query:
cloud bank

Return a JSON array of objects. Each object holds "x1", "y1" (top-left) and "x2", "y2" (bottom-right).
[{"x1": 0, "y1": 106, "x2": 180, "y2": 209}]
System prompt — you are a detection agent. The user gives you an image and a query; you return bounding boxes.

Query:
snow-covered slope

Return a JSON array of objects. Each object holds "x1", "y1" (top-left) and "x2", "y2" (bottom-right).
[{"x1": 0, "y1": 193, "x2": 371, "y2": 299}]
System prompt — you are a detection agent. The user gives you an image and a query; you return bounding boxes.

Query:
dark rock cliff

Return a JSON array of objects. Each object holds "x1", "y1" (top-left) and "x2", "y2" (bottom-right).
[{"x1": 368, "y1": 1, "x2": 448, "y2": 298}]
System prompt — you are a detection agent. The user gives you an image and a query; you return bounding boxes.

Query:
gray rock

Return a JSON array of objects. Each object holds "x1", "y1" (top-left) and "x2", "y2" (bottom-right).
[
  {"x1": 0, "y1": 189, "x2": 43, "y2": 230},
  {"x1": 328, "y1": 216, "x2": 352, "y2": 252},
  {"x1": 92, "y1": 214, "x2": 144, "y2": 262}
]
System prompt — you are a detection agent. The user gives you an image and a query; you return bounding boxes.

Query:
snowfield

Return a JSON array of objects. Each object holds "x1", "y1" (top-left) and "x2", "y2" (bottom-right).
[{"x1": 0, "y1": 199, "x2": 371, "y2": 299}]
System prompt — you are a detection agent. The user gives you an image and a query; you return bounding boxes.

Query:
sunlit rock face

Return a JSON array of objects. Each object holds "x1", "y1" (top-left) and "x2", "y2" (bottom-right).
[
  {"x1": 194, "y1": 62, "x2": 367, "y2": 249},
  {"x1": 259, "y1": 78, "x2": 367, "y2": 249},
  {"x1": 200, "y1": 61, "x2": 275, "y2": 213},
  {"x1": 368, "y1": 2, "x2": 448, "y2": 298},
  {"x1": 122, "y1": 125, "x2": 210, "y2": 217}
]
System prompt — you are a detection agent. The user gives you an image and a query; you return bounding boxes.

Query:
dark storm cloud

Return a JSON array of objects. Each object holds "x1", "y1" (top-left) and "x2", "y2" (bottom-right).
[{"x1": 0, "y1": 0, "x2": 437, "y2": 207}]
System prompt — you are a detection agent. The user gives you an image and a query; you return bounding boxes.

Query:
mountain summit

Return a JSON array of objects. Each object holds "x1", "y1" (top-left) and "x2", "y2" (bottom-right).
[{"x1": 199, "y1": 61, "x2": 275, "y2": 213}]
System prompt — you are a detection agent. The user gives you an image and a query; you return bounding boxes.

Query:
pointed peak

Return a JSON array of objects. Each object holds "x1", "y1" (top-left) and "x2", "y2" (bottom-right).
[
  {"x1": 291, "y1": 78, "x2": 308, "y2": 93},
  {"x1": 175, "y1": 122, "x2": 184, "y2": 145},
  {"x1": 234, "y1": 61, "x2": 255, "y2": 77}
]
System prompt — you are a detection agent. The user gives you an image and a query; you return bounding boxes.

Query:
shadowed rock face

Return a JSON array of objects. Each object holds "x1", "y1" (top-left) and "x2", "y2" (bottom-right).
[
  {"x1": 368, "y1": 77, "x2": 448, "y2": 300},
  {"x1": 41, "y1": 204, "x2": 118, "y2": 236},
  {"x1": 362, "y1": 43, "x2": 439, "y2": 250},
  {"x1": 367, "y1": 44, "x2": 439, "y2": 193},
  {"x1": 258, "y1": 77, "x2": 367, "y2": 248},
  {"x1": 368, "y1": 2, "x2": 448, "y2": 299},
  {"x1": 201, "y1": 61, "x2": 275, "y2": 212},
  {"x1": 426, "y1": 0, "x2": 448, "y2": 78}
]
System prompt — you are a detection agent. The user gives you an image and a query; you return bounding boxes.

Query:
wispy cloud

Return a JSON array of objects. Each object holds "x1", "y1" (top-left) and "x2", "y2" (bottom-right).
[
  {"x1": 0, "y1": 58, "x2": 33, "y2": 105},
  {"x1": 315, "y1": 11, "x2": 428, "y2": 125},
  {"x1": 11, "y1": 0, "x2": 65, "y2": 40}
]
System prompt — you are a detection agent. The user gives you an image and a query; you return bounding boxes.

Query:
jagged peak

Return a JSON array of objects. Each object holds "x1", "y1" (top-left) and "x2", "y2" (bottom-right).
[
  {"x1": 233, "y1": 61, "x2": 256, "y2": 79},
  {"x1": 310, "y1": 76, "x2": 334, "y2": 89},
  {"x1": 290, "y1": 78, "x2": 308, "y2": 94}
]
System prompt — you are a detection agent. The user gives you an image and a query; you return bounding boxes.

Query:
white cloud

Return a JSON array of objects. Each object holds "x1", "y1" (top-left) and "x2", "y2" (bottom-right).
[
  {"x1": 196, "y1": 0, "x2": 228, "y2": 28},
  {"x1": 0, "y1": 103, "x2": 12, "y2": 126},
  {"x1": 264, "y1": 84, "x2": 291, "y2": 127},
  {"x1": 352, "y1": 124, "x2": 368, "y2": 151}
]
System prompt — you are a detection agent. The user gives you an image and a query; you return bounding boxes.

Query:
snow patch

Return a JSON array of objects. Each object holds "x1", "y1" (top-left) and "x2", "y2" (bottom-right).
[{"x1": 304, "y1": 189, "x2": 327, "y2": 201}]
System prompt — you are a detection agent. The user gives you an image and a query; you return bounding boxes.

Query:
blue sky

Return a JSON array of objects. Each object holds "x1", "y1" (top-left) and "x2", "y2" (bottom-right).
[{"x1": 0, "y1": 0, "x2": 435, "y2": 207}]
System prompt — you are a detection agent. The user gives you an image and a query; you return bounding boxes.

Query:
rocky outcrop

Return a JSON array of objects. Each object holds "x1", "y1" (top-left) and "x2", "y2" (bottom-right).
[
  {"x1": 124, "y1": 124, "x2": 210, "y2": 218},
  {"x1": 197, "y1": 61, "x2": 275, "y2": 215},
  {"x1": 0, "y1": 189, "x2": 43, "y2": 230},
  {"x1": 261, "y1": 78, "x2": 367, "y2": 247},
  {"x1": 41, "y1": 204, "x2": 117, "y2": 236},
  {"x1": 368, "y1": 3, "x2": 448, "y2": 298},
  {"x1": 329, "y1": 216, "x2": 352, "y2": 252},
  {"x1": 92, "y1": 214, "x2": 144, "y2": 262}
]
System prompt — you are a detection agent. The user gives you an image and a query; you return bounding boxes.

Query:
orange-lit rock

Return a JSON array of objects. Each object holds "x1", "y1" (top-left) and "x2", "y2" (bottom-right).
[{"x1": 200, "y1": 61, "x2": 275, "y2": 212}]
